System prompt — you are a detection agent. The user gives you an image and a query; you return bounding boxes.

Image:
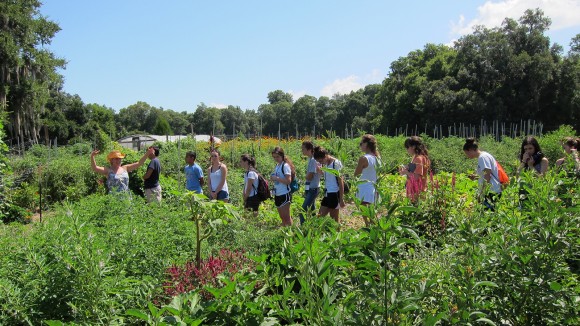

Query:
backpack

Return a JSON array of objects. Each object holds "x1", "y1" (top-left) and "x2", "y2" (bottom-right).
[
  {"x1": 281, "y1": 161, "x2": 300, "y2": 194},
  {"x1": 495, "y1": 161, "x2": 510, "y2": 188},
  {"x1": 250, "y1": 170, "x2": 271, "y2": 202}
]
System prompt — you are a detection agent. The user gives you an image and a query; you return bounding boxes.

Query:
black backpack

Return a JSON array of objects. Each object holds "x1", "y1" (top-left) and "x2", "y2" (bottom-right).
[{"x1": 250, "y1": 170, "x2": 271, "y2": 202}]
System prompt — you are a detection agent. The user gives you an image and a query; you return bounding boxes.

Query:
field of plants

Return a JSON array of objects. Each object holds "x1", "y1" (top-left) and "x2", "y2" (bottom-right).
[{"x1": 0, "y1": 126, "x2": 579, "y2": 325}]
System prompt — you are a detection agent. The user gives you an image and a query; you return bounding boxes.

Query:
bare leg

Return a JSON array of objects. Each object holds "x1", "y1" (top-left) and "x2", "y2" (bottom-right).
[
  {"x1": 318, "y1": 206, "x2": 330, "y2": 217},
  {"x1": 278, "y1": 203, "x2": 292, "y2": 226},
  {"x1": 329, "y1": 208, "x2": 340, "y2": 223}
]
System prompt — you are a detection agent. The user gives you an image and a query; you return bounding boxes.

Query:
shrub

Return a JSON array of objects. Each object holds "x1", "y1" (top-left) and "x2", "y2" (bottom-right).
[{"x1": 163, "y1": 249, "x2": 255, "y2": 300}]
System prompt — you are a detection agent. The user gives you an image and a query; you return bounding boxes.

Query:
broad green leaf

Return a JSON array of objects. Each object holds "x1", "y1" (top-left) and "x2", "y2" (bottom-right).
[{"x1": 126, "y1": 309, "x2": 150, "y2": 321}]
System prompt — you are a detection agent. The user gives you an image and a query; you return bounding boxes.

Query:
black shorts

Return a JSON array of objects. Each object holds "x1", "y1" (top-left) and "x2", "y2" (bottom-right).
[
  {"x1": 244, "y1": 195, "x2": 260, "y2": 211},
  {"x1": 274, "y1": 193, "x2": 291, "y2": 208},
  {"x1": 321, "y1": 192, "x2": 340, "y2": 209}
]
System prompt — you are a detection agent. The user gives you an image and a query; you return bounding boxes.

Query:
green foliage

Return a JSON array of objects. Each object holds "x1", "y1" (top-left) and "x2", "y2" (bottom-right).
[
  {"x1": 0, "y1": 119, "x2": 31, "y2": 223},
  {"x1": 0, "y1": 195, "x2": 199, "y2": 324},
  {"x1": 154, "y1": 116, "x2": 173, "y2": 135},
  {"x1": 94, "y1": 129, "x2": 111, "y2": 152},
  {"x1": 1, "y1": 130, "x2": 579, "y2": 324},
  {"x1": 0, "y1": 0, "x2": 66, "y2": 143}
]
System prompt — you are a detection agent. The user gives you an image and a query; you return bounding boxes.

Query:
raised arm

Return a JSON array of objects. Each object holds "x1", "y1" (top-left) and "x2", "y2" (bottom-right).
[
  {"x1": 124, "y1": 148, "x2": 153, "y2": 172},
  {"x1": 90, "y1": 150, "x2": 108, "y2": 176}
]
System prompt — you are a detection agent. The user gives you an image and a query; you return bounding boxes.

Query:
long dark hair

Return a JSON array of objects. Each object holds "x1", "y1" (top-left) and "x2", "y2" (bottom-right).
[
  {"x1": 404, "y1": 136, "x2": 428, "y2": 157},
  {"x1": 519, "y1": 136, "x2": 543, "y2": 161},
  {"x1": 240, "y1": 154, "x2": 256, "y2": 169},
  {"x1": 313, "y1": 146, "x2": 330, "y2": 160},
  {"x1": 463, "y1": 138, "x2": 479, "y2": 151},
  {"x1": 361, "y1": 134, "x2": 380, "y2": 157},
  {"x1": 272, "y1": 147, "x2": 295, "y2": 176},
  {"x1": 302, "y1": 141, "x2": 314, "y2": 152},
  {"x1": 563, "y1": 137, "x2": 579, "y2": 149}
]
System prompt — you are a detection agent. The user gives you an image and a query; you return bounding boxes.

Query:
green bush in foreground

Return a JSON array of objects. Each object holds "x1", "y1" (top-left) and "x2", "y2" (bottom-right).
[{"x1": 124, "y1": 171, "x2": 578, "y2": 325}]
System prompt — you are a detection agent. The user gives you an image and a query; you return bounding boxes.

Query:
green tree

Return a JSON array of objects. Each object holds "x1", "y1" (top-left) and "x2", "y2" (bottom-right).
[
  {"x1": 221, "y1": 105, "x2": 247, "y2": 135},
  {"x1": 191, "y1": 104, "x2": 223, "y2": 134},
  {"x1": 162, "y1": 110, "x2": 190, "y2": 135},
  {"x1": 153, "y1": 116, "x2": 173, "y2": 135},
  {"x1": 85, "y1": 103, "x2": 116, "y2": 140},
  {"x1": 267, "y1": 90, "x2": 293, "y2": 104},
  {"x1": 243, "y1": 109, "x2": 260, "y2": 136},
  {"x1": 292, "y1": 95, "x2": 317, "y2": 134},
  {"x1": 116, "y1": 101, "x2": 157, "y2": 135},
  {"x1": 0, "y1": 0, "x2": 66, "y2": 144}
]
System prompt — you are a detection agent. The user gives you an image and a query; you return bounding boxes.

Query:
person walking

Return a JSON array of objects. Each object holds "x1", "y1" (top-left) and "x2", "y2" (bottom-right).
[
  {"x1": 314, "y1": 146, "x2": 345, "y2": 223},
  {"x1": 354, "y1": 134, "x2": 380, "y2": 226},
  {"x1": 299, "y1": 141, "x2": 321, "y2": 224},
  {"x1": 463, "y1": 138, "x2": 502, "y2": 211},
  {"x1": 270, "y1": 147, "x2": 295, "y2": 226},
  {"x1": 399, "y1": 136, "x2": 430, "y2": 202},
  {"x1": 241, "y1": 154, "x2": 261, "y2": 215}
]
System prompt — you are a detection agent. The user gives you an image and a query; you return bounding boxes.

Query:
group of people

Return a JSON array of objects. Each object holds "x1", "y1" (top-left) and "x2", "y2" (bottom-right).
[
  {"x1": 463, "y1": 136, "x2": 579, "y2": 210},
  {"x1": 90, "y1": 146, "x2": 162, "y2": 203},
  {"x1": 90, "y1": 133, "x2": 579, "y2": 223},
  {"x1": 180, "y1": 134, "x2": 382, "y2": 226}
]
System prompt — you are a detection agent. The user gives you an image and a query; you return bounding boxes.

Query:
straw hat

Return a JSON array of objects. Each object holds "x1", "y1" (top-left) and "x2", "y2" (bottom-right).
[{"x1": 106, "y1": 150, "x2": 126, "y2": 162}]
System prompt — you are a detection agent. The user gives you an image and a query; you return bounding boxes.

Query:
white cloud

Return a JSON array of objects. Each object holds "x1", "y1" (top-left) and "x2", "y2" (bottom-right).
[
  {"x1": 320, "y1": 70, "x2": 385, "y2": 97},
  {"x1": 365, "y1": 69, "x2": 383, "y2": 84},
  {"x1": 451, "y1": 0, "x2": 580, "y2": 37},
  {"x1": 320, "y1": 75, "x2": 364, "y2": 97},
  {"x1": 288, "y1": 89, "x2": 307, "y2": 101},
  {"x1": 210, "y1": 103, "x2": 228, "y2": 109}
]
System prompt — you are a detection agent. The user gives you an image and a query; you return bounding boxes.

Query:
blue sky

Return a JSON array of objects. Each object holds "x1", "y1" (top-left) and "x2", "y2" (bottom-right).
[{"x1": 40, "y1": 0, "x2": 580, "y2": 113}]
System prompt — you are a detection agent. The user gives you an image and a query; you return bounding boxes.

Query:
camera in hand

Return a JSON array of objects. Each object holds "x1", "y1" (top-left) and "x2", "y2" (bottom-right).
[{"x1": 531, "y1": 152, "x2": 544, "y2": 165}]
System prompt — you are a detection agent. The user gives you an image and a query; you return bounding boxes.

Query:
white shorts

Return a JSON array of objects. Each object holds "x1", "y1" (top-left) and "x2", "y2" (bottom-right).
[{"x1": 357, "y1": 183, "x2": 376, "y2": 204}]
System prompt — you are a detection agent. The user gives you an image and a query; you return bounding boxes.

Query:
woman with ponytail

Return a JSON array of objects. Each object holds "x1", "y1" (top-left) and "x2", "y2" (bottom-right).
[
  {"x1": 463, "y1": 138, "x2": 502, "y2": 211},
  {"x1": 314, "y1": 146, "x2": 345, "y2": 222},
  {"x1": 241, "y1": 154, "x2": 260, "y2": 215},
  {"x1": 399, "y1": 136, "x2": 430, "y2": 201},
  {"x1": 354, "y1": 134, "x2": 380, "y2": 226},
  {"x1": 270, "y1": 147, "x2": 295, "y2": 226}
]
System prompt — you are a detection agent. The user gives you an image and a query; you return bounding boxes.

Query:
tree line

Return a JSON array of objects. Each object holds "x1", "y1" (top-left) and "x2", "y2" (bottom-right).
[{"x1": 1, "y1": 2, "x2": 579, "y2": 146}]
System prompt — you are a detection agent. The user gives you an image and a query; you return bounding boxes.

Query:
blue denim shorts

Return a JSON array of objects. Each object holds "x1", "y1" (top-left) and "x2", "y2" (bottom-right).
[{"x1": 214, "y1": 190, "x2": 229, "y2": 200}]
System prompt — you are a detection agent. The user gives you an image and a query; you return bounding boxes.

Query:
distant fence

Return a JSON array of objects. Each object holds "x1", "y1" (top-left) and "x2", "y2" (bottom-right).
[
  {"x1": 387, "y1": 119, "x2": 543, "y2": 140},
  {"x1": 5, "y1": 119, "x2": 546, "y2": 155},
  {"x1": 231, "y1": 119, "x2": 544, "y2": 140}
]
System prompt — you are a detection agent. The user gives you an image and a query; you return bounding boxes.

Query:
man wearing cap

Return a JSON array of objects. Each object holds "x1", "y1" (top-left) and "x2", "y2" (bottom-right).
[{"x1": 143, "y1": 146, "x2": 162, "y2": 203}]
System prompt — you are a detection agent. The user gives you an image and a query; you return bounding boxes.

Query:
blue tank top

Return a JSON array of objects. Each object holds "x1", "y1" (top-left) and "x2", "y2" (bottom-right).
[{"x1": 107, "y1": 169, "x2": 130, "y2": 193}]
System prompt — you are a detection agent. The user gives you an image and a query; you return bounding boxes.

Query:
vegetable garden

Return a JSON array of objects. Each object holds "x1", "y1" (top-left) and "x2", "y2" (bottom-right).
[{"x1": 0, "y1": 126, "x2": 578, "y2": 325}]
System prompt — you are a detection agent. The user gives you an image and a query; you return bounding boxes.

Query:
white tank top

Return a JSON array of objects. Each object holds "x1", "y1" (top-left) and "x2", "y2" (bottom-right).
[
  {"x1": 209, "y1": 164, "x2": 229, "y2": 193},
  {"x1": 360, "y1": 154, "x2": 377, "y2": 182}
]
